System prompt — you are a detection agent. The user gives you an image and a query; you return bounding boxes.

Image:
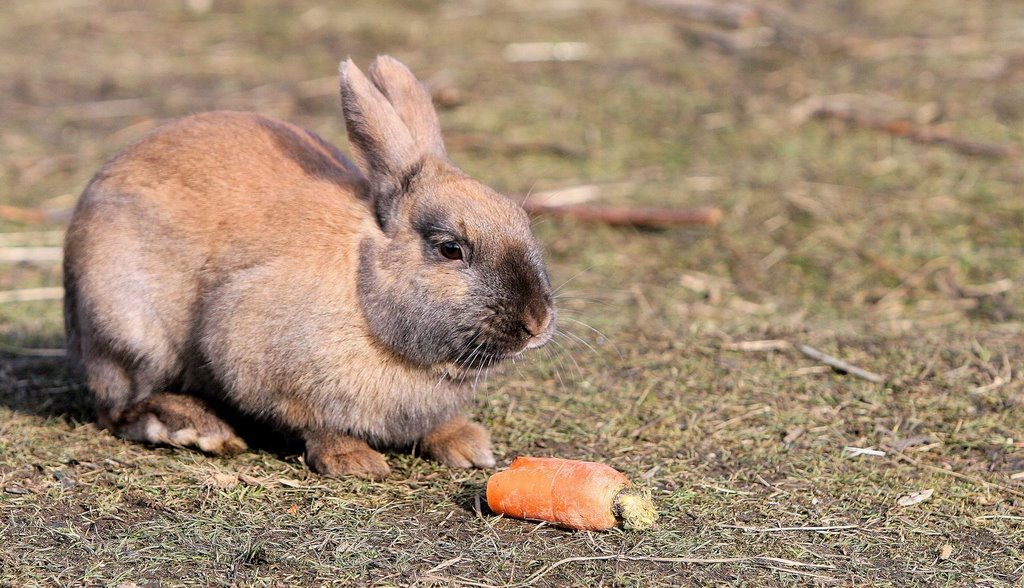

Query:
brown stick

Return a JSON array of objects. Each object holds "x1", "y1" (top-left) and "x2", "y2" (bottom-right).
[
  {"x1": 522, "y1": 202, "x2": 723, "y2": 228},
  {"x1": 0, "y1": 205, "x2": 49, "y2": 224},
  {"x1": 445, "y1": 134, "x2": 586, "y2": 159},
  {"x1": 808, "y1": 104, "x2": 1020, "y2": 160},
  {"x1": 0, "y1": 205, "x2": 72, "y2": 225},
  {"x1": 835, "y1": 34, "x2": 989, "y2": 60}
]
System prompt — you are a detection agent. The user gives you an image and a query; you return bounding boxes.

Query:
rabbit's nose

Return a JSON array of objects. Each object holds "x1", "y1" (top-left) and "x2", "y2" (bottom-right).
[
  {"x1": 524, "y1": 307, "x2": 557, "y2": 352},
  {"x1": 523, "y1": 307, "x2": 554, "y2": 342}
]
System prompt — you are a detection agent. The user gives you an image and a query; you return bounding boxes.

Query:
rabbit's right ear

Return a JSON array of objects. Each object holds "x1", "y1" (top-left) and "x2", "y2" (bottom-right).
[
  {"x1": 367, "y1": 56, "x2": 446, "y2": 159},
  {"x1": 339, "y1": 59, "x2": 420, "y2": 228}
]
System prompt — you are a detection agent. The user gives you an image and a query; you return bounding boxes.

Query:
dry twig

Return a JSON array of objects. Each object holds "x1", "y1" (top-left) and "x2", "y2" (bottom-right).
[
  {"x1": 834, "y1": 34, "x2": 990, "y2": 60},
  {"x1": 522, "y1": 202, "x2": 722, "y2": 229},
  {"x1": 446, "y1": 133, "x2": 587, "y2": 159},
  {"x1": 0, "y1": 205, "x2": 72, "y2": 225},
  {"x1": 797, "y1": 344, "x2": 886, "y2": 384},
  {"x1": 797, "y1": 97, "x2": 1021, "y2": 160}
]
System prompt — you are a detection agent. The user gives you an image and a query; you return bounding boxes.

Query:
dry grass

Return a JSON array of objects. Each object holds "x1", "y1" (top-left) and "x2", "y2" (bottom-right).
[{"x1": 2, "y1": 0, "x2": 1023, "y2": 586}]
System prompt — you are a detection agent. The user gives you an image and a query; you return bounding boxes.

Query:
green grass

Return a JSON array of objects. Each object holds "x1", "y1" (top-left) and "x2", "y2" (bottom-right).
[{"x1": 2, "y1": 0, "x2": 1023, "y2": 585}]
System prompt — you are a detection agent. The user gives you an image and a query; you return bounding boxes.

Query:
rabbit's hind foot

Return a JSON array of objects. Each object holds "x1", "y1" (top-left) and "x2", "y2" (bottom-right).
[{"x1": 114, "y1": 393, "x2": 248, "y2": 456}]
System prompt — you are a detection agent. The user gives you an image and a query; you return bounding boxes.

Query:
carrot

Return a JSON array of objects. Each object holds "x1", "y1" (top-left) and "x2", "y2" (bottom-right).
[{"x1": 485, "y1": 456, "x2": 657, "y2": 531}]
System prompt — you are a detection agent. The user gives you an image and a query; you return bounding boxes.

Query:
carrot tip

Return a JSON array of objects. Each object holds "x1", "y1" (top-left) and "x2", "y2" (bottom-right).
[{"x1": 615, "y1": 488, "x2": 658, "y2": 530}]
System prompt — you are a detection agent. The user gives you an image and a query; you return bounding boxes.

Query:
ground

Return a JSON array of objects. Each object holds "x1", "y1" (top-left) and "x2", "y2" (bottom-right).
[{"x1": 1, "y1": 0, "x2": 1023, "y2": 586}]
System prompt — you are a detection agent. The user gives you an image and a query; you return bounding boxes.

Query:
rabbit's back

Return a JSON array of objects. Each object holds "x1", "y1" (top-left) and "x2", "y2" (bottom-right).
[
  {"x1": 77, "y1": 111, "x2": 367, "y2": 262},
  {"x1": 64, "y1": 112, "x2": 371, "y2": 419}
]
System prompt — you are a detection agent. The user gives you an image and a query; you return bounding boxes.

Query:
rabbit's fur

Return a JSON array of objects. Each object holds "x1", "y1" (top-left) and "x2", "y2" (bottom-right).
[{"x1": 63, "y1": 56, "x2": 556, "y2": 478}]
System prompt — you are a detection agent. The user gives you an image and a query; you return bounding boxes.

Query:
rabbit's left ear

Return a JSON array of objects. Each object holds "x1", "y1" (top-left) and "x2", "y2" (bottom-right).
[
  {"x1": 340, "y1": 56, "x2": 448, "y2": 232},
  {"x1": 339, "y1": 58, "x2": 417, "y2": 185},
  {"x1": 367, "y1": 55, "x2": 447, "y2": 158}
]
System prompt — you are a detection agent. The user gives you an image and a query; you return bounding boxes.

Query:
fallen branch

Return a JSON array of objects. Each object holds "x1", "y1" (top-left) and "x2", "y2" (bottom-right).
[
  {"x1": 445, "y1": 133, "x2": 587, "y2": 159},
  {"x1": 797, "y1": 344, "x2": 886, "y2": 384},
  {"x1": 833, "y1": 34, "x2": 989, "y2": 60},
  {"x1": 0, "y1": 205, "x2": 72, "y2": 225},
  {"x1": 522, "y1": 202, "x2": 723, "y2": 229},
  {"x1": 798, "y1": 98, "x2": 1020, "y2": 160}
]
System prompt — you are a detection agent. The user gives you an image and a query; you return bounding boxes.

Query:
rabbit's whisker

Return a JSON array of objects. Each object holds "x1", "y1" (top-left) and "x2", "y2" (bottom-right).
[
  {"x1": 559, "y1": 316, "x2": 621, "y2": 359},
  {"x1": 544, "y1": 339, "x2": 571, "y2": 392},
  {"x1": 433, "y1": 330, "x2": 482, "y2": 392},
  {"x1": 551, "y1": 265, "x2": 595, "y2": 296},
  {"x1": 550, "y1": 335, "x2": 585, "y2": 382},
  {"x1": 520, "y1": 180, "x2": 538, "y2": 208},
  {"x1": 461, "y1": 339, "x2": 487, "y2": 387},
  {"x1": 554, "y1": 328, "x2": 600, "y2": 358}
]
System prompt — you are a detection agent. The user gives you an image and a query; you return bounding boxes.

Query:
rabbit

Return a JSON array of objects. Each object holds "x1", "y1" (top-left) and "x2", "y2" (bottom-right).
[{"x1": 62, "y1": 56, "x2": 557, "y2": 478}]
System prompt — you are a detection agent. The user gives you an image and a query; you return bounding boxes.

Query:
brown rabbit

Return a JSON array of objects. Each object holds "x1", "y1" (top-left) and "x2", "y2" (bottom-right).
[{"x1": 63, "y1": 56, "x2": 556, "y2": 478}]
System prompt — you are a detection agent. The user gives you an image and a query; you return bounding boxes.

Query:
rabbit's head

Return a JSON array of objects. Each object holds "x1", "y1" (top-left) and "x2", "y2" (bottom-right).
[{"x1": 342, "y1": 56, "x2": 556, "y2": 370}]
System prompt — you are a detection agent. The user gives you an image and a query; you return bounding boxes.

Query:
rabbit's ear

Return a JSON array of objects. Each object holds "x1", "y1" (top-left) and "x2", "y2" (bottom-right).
[
  {"x1": 339, "y1": 59, "x2": 418, "y2": 200},
  {"x1": 367, "y1": 55, "x2": 446, "y2": 158}
]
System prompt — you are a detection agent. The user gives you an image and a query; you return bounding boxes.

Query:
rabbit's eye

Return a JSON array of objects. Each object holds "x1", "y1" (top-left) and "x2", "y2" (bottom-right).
[{"x1": 438, "y1": 241, "x2": 463, "y2": 261}]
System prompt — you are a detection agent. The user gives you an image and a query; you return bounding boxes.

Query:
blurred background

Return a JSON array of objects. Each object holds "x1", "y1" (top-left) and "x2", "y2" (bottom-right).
[
  {"x1": 2, "y1": 0, "x2": 1023, "y2": 341},
  {"x1": 2, "y1": 1, "x2": 1023, "y2": 585}
]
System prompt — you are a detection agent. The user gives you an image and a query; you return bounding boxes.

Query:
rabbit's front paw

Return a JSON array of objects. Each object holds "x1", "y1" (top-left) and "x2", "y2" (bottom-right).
[
  {"x1": 421, "y1": 416, "x2": 496, "y2": 469},
  {"x1": 305, "y1": 433, "x2": 391, "y2": 479}
]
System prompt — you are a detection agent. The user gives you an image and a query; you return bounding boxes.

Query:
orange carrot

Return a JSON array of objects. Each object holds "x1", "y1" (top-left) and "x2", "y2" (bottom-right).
[{"x1": 485, "y1": 456, "x2": 657, "y2": 531}]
